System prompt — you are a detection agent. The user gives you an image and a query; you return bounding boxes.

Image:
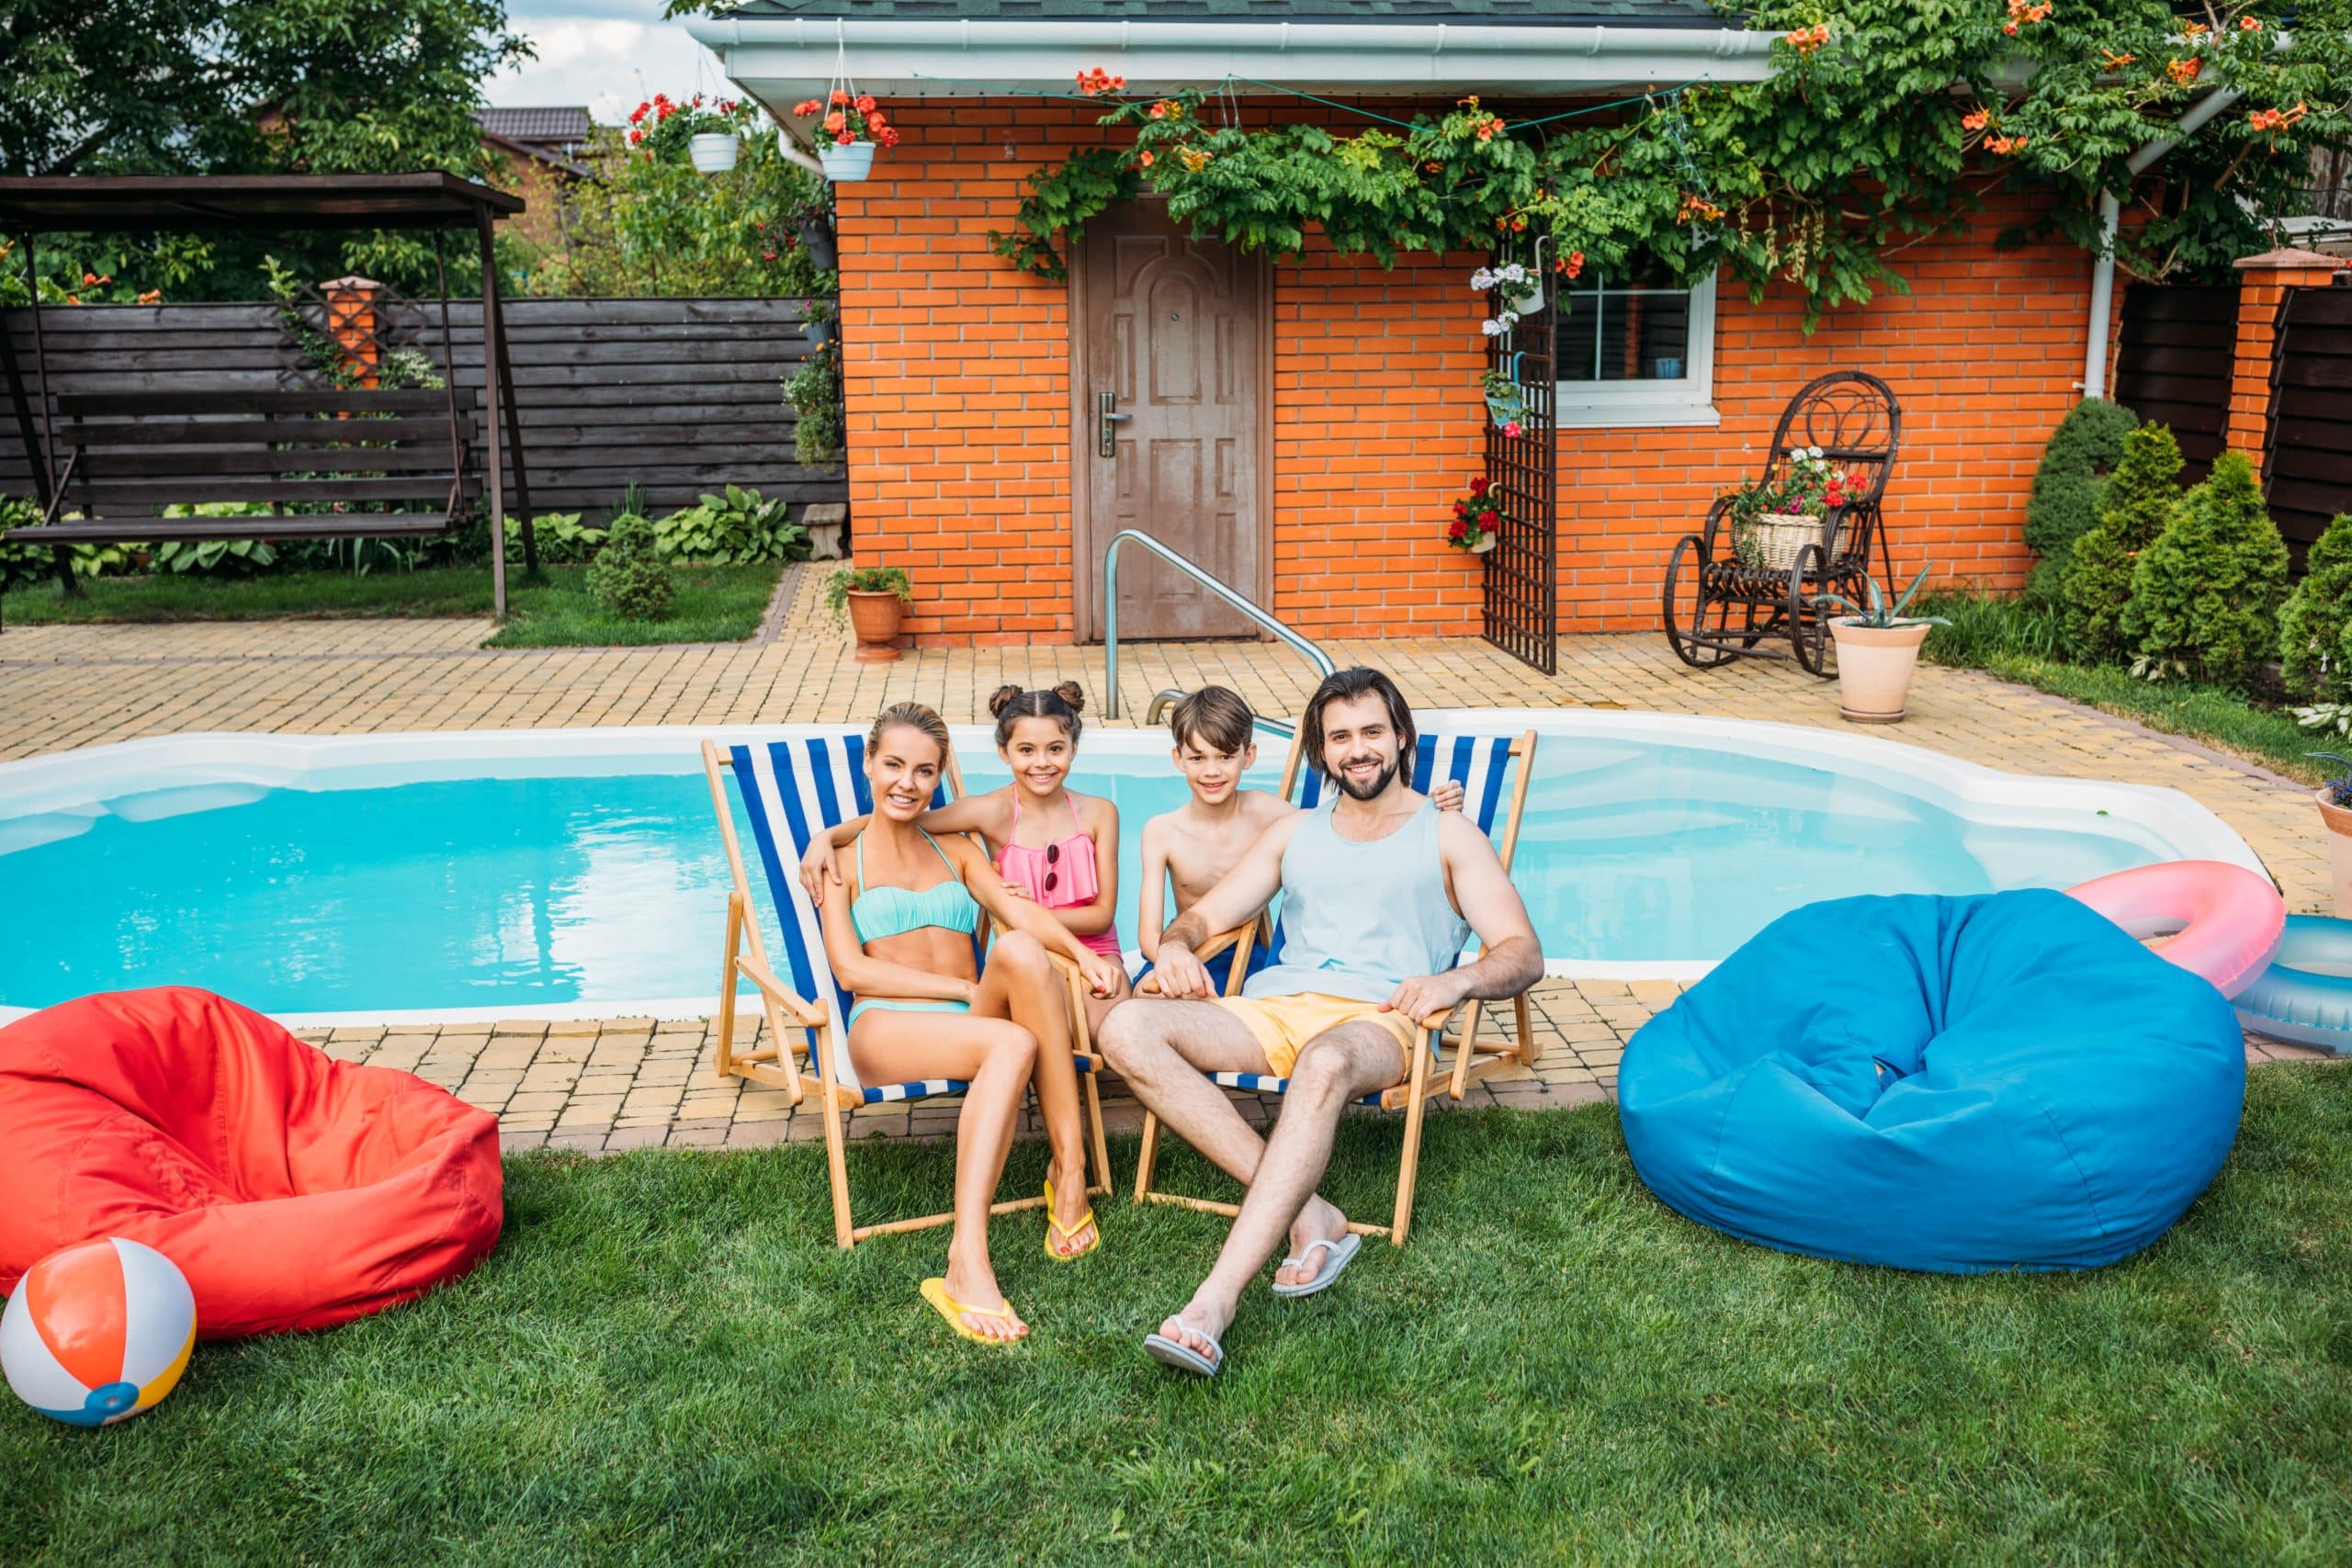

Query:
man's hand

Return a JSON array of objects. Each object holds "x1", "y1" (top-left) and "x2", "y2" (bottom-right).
[
  {"x1": 1079, "y1": 952, "x2": 1125, "y2": 998},
  {"x1": 1151, "y1": 943, "x2": 1216, "y2": 1000},
  {"x1": 1430, "y1": 778, "x2": 1465, "y2": 814},
  {"x1": 1381, "y1": 971, "x2": 1466, "y2": 1029},
  {"x1": 797, "y1": 839, "x2": 842, "y2": 904}
]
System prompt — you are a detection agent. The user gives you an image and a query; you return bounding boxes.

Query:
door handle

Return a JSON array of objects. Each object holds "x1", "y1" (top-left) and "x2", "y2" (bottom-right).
[{"x1": 1097, "y1": 390, "x2": 1130, "y2": 458}]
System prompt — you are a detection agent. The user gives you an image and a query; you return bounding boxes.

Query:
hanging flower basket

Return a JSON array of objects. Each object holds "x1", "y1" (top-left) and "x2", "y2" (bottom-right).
[
  {"x1": 819, "y1": 141, "x2": 876, "y2": 181},
  {"x1": 688, "y1": 133, "x2": 740, "y2": 174},
  {"x1": 1447, "y1": 474, "x2": 1504, "y2": 555}
]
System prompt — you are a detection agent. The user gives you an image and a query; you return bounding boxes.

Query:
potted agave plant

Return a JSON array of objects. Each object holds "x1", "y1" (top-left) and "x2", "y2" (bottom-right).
[
  {"x1": 793, "y1": 90, "x2": 901, "y2": 181},
  {"x1": 826, "y1": 565, "x2": 914, "y2": 662},
  {"x1": 1815, "y1": 566, "x2": 1949, "y2": 724}
]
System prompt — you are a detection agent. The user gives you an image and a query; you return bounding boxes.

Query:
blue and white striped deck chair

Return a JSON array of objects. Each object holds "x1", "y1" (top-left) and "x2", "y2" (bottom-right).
[
  {"x1": 702, "y1": 732, "x2": 1112, "y2": 1249},
  {"x1": 1132, "y1": 727, "x2": 1540, "y2": 1246}
]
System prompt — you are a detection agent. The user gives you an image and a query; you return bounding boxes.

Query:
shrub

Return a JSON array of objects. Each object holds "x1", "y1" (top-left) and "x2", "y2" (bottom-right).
[
  {"x1": 2121, "y1": 449, "x2": 2288, "y2": 688},
  {"x1": 653, "y1": 486, "x2": 806, "y2": 564},
  {"x1": 2280, "y1": 513, "x2": 2352, "y2": 700},
  {"x1": 2061, "y1": 423, "x2": 2185, "y2": 665},
  {"x1": 2023, "y1": 398, "x2": 2139, "y2": 600},
  {"x1": 785, "y1": 350, "x2": 842, "y2": 468},
  {"x1": 505, "y1": 513, "x2": 597, "y2": 565},
  {"x1": 583, "y1": 513, "x2": 673, "y2": 620}
]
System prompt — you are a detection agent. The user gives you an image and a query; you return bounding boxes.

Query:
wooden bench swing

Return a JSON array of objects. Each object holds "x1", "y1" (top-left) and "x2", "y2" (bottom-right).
[{"x1": 0, "y1": 175, "x2": 541, "y2": 626}]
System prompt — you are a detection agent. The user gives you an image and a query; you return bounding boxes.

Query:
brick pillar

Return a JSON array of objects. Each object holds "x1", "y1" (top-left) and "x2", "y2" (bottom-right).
[
  {"x1": 2227, "y1": 246, "x2": 2343, "y2": 466},
  {"x1": 321, "y1": 275, "x2": 383, "y2": 389}
]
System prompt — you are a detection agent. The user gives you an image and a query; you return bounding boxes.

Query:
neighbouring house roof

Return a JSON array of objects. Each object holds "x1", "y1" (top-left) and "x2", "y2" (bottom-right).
[
  {"x1": 476, "y1": 107, "x2": 593, "y2": 147},
  {"x1": 714, "y1": 0, "x2": 1730, "y2": 20},
  {"x1": 690, "y1": 1, "x2": 1769, "y2": 105}
]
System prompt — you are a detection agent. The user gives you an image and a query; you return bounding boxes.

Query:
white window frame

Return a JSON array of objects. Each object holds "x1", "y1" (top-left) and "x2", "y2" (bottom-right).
[{"x1": 1551, "y1": 268, "x2": 1719, "y2": 429}]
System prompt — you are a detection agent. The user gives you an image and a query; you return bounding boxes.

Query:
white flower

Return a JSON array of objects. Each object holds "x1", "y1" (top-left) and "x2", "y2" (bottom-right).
[
  {"x1": 1480, "y1": 317, "x2": 1508, "y2": 336},
  {"x1": 1469, "y1": 267, "x2": 1497, "y2": 291},
  {"x1": 1807, "y1": 445, "x2": 1825, "y2": 459},
  {"x1": 1495, "y1": 263, "x2": 1528, "y2": 283}
]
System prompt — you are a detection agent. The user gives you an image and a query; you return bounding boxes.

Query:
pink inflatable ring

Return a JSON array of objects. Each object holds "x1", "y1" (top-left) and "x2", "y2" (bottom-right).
[{"x1": 2065, "y1": 861, "x2": 2284, "y2": 1000}]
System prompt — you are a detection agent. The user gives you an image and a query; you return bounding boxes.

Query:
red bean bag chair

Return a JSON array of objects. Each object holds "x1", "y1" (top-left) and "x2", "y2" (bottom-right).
[{"x1": 0, "y1": 987, "x2": 502, "y2": 1338}]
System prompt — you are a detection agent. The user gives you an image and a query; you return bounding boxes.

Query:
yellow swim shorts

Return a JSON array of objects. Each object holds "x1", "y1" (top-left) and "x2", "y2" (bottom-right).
[{"x1": 1214, "y1": 991, "x2": 1418, "y2": 1078}]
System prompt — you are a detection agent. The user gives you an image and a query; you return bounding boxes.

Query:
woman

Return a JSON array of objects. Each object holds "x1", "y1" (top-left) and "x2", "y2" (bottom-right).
[{"x1": 815, "y1": 703, "x2": 1125, "y2": 1345}]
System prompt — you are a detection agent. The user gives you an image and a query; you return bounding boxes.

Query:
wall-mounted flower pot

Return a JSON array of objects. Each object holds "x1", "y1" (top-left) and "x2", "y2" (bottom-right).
[
  {"x1": 1827, "y1": 618, "x2": 1931, "y2": 723},
  {"x1": 846, "y1": 590, "x2": 904, "y2": 662},
  {"x1": 797, "y1": 216, "x2": 838, "y2": 272},
  {"x1": 801, "y1": 316, "x2": 838, "y2": 349},
  {"x1": 688, "y1": 133, "x2": 740, "y2": 174},
  {"x1": 1468, "y1": 533, "x2": 1498, "y2": 556},
  {"x1": 1507, "y1": 285, "x2": 1544, "y2": 316},
  {"x1": 820, "y1": 141, "x2": 876, "y2": 181},
  {"x1": 1484, "y1": 394, "x2": 1526, "y2": 427}
]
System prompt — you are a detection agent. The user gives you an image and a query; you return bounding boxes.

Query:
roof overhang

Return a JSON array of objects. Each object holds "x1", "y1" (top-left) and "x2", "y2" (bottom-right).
[{"x1": 684, "y1": 17, "x2": 1777, "y2": 104}]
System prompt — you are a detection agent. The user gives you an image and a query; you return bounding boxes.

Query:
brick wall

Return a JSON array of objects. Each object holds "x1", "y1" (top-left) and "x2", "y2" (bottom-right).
[{"x1": 837, "y1": 97, "x2": 2101, "y2": 644}]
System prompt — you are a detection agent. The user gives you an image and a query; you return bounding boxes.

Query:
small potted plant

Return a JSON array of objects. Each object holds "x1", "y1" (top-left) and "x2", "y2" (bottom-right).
[
  {"x1": 792, "y1": 90, "x2": 900, "y2": 181},
  {"x1": 1447, "y1": 474, "x2": 1502, "y2": 556},
  {"x1": 625, "y1": 94, "x2": 745, "y2": 173},
  {"x1": 2306, "y1": 750, "x2": 2352, "y2": 918},
  {"x1": 1477, "y1": 368, "x2": 1526, "y2": 433},
  {"x1": 826, "y1": 564, "x2": 914, "y2": 662},
  {"x1": 1726, "y1": 447, "x2": 1865, "y2": 571},
  {"x1": 1815, "y1": 566, "x2": 1950, "y2": 724},
  {"x1": 800, "y1": 298, "x2": 837, "y2": 350}
]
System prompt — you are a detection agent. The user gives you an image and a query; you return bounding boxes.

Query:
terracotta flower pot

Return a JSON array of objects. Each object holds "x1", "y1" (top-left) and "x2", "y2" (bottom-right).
[
  {"x1": 1828, "y1": 618, "x2": 1932, "y2": 723},
  {"x1": 845, "y1": 589, "x2": 904, "y2": 663},
  {"x1": 2316, "y1": 788, "x2": 2352, "y2": 918}
]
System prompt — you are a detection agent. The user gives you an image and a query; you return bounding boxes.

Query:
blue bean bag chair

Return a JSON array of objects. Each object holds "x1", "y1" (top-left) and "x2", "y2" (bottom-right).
[{"x1": 1620, "y1": 890, "x2": 2245, "y2": 1272}]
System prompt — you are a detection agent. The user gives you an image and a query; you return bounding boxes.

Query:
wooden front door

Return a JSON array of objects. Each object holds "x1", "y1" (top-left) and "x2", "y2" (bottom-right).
[{"x1": 1076, "y1": 201, "x2": 1264, "y2": 640}]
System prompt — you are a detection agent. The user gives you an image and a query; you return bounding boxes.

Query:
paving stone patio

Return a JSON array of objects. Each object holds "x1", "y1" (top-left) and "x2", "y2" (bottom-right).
[{"x1": 4, "y1": 562, "x2": 2334, "y2": 1155}]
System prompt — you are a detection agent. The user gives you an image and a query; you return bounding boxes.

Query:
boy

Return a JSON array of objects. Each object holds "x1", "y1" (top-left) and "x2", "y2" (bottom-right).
[{"x1": 1137, "y1": 686, "x2": 1459, "y2": 995}]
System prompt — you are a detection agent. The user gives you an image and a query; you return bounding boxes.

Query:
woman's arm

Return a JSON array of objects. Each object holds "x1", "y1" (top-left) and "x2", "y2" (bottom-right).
[
  {"x1": 1136, "y1": 817, "x2": 1169, "y2": 962},
  {"x1": 957, "y1": 838, "x2": 1125, "y2": 998},
  {"x1": 813, "y1": 849, "x2": 978, "y2": 1006}
]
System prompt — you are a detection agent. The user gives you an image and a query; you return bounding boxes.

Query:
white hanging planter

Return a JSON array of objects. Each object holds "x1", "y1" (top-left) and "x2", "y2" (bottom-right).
[
  {"x1": 820, "y1": 141, "x2": 876, "y2": 182},
  {"x1": 689, "y1": 133, "x2": 741, "y2": 174},
  {"x1": 1507, "y1": 283, "x2": 1544, "y2": 316}
]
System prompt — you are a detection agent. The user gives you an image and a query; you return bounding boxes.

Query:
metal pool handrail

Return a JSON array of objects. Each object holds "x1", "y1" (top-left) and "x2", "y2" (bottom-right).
[{"x1": 1102, "y1": 529, "x2": 1333, "y2": 732}]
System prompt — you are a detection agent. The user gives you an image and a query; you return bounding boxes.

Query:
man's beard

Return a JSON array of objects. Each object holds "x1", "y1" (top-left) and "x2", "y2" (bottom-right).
[{"x1": 1332, "y1": 755, "x2": 1398, "y2": 801}]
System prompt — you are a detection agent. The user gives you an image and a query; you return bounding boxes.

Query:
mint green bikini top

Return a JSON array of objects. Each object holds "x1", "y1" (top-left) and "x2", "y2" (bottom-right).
[{"x1": 849, "y1": 830, "x2": 980, "y2": 944}]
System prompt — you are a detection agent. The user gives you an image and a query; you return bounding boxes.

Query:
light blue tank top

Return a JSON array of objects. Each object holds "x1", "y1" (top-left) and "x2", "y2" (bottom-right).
[{"x1": 1245, "y1": 799, "x2": 1472, "y2": 1005}]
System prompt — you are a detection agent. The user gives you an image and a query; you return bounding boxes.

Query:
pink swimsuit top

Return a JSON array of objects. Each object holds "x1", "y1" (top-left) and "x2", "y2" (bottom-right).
[{"x1": 997, "y1": 793, "x2": 1124, "y2": 960}]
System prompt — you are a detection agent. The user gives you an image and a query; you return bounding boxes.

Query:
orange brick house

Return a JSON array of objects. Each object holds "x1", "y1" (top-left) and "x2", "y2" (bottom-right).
[{"x1": 694, "y1": 2, "x2": 2138, "y2": 650}]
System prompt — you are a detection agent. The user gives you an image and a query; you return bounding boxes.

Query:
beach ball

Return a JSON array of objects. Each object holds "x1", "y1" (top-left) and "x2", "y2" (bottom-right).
[{"x1": 2, "y1": 1237, "x2": 196, "y2": 1427}]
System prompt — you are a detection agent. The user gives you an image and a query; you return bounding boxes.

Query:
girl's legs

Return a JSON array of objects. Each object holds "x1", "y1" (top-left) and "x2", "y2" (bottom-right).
[
  {"x1": 972, "y1": 931, "x2": 1098, "y2": 1256},
  {"x1": 850, "y1": 1010, "x2": 1038, "y2": 1339}
]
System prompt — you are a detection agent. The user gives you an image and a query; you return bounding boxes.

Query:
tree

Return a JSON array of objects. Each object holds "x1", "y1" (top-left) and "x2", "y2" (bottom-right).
[
  {"x1": 2, "y1": 0, "x2": 531, "y2": 298},
  {"x1": 2063, "y1": 423, "x2": 2184, "y2": 664},
  {"x1": 2121, "y1": 448, "x2": 2289, "y2": 686},
  {"x1": 2024, "y1": 399, "x2": 2138, "y2": 600},
  {"x1": 2279, "y1": 513, "x2": 2352, "y2": 699}
]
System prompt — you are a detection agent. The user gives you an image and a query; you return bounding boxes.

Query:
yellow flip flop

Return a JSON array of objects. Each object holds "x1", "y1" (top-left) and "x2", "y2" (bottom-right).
[
  {"x1": 1043, "y1": 1175, "x2": 1100, "y2": 1261},
  {"x1": 920, "y1": 1278, "x2": 1025, "y2": 1345}
]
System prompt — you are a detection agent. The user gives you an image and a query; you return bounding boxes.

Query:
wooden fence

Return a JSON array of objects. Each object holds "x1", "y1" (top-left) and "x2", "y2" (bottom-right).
[
  {"x1": 2269, "y1": 286, "x2": 2352, "y2": 551},
  {"x1": 2110, "y1": 282, "x2": 2236, "y2": 485},
  {"x1": 2, "y1": 296, "x2": 843, "y2": 522}
]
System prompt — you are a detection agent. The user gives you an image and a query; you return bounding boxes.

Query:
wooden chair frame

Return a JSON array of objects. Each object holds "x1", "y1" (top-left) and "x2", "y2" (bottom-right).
[
  {"x1": 702, "y1": 737, "x2": 1113, "y2": 1249},
  {"x1": 1130, "y1": 728, "x2": 1541, "y2": 1246}
]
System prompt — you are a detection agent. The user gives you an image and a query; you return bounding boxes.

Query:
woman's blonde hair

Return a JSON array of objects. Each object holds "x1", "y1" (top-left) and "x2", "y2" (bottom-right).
[{"x1": 867, "y1": 702, "x2": 952, "y2": 768}]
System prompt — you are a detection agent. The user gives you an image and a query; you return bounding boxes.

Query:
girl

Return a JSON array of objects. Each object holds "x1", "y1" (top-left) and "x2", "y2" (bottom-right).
[
  {"x1": 803, "y1": 685, "x2": 1127, "y2": 1267},
  {"x1": 816, "y1": 704, "x2": 1125, "y2": 1343}
]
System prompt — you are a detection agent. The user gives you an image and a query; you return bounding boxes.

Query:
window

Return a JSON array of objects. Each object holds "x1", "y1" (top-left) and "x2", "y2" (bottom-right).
[{"x1": 1552, "y1": 256, "x2": 1718, "y2": 427}]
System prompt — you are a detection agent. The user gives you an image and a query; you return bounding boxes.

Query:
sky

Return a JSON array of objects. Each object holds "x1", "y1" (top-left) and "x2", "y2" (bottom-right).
[{"x1": 486, "y1": 5, "x2": 726, "y2": 124}]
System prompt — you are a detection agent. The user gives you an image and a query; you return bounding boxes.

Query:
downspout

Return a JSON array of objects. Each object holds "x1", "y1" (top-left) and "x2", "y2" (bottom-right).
[{"x1": 2084, "y1": 85, "x2": 2245, "y2": 400}]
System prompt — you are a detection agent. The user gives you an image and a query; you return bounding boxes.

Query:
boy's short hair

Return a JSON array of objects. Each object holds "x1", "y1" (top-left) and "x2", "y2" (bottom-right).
[{"x1": 1168, "y1": 686, "x2": 1255, "y2": 754}]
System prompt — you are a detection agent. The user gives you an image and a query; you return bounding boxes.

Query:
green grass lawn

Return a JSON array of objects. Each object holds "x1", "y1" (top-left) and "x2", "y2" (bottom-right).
[
  {"x1": 7, "y1": 1072, "x2": 2352, "y2": 1562},
  {"x1": 0, "y1": 563, "x2": 785, "y2": 649}
]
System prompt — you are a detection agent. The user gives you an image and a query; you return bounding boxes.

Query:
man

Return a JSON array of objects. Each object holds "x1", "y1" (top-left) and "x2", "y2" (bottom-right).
[{"x1": 1099, "y1": 667, "x2": 1544, "y2": 1377}]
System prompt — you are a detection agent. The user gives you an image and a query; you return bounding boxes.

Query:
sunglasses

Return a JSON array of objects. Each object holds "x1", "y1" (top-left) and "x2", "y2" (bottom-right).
[{"x1": 1043, "y1": 841, "x2": 1059, "y2": 895}]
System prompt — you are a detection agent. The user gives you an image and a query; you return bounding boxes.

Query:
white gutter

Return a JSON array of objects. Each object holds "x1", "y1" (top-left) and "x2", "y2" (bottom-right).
[
  {"x1": 684, "y1": 17, "x2": 1775, "y2": 98},
  {"x1": 2083, "y1": 84, "x2": 2247, "y2": 400}
]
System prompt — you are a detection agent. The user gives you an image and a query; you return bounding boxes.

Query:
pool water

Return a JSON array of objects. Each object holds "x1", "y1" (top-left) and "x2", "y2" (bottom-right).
[{"x1": 0, "y1": 739, "x2": 2164, "y2": 1017}]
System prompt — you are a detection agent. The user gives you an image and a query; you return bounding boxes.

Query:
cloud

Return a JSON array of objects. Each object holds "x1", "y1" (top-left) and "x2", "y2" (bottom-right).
[{"x1": 488, "y1": 11, "x2": 723, "y2": 123}]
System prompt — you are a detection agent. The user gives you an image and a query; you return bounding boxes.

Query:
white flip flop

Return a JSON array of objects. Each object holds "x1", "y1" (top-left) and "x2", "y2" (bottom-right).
[
  {"x1": 1272, "y1": 1232, "x2": 1363, "y2": 1299},
  {"x1": 1143, "y1": 1327, "x2": 1224, "y2": 1378}
]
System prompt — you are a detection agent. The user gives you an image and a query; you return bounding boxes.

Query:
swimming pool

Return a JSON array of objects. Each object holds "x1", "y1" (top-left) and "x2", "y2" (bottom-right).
[{"x1": 0, "y1": 714, "x2": 2264, "y2": 1024}]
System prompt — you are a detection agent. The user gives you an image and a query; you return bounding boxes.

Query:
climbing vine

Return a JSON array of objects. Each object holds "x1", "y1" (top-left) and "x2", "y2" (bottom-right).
[{"x1": 987, "y1": 0, "x2": 2352, "y2": 321}]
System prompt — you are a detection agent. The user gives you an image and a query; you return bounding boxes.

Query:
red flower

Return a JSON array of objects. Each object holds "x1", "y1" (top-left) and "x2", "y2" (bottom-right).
[
  {"x1": 628, "y1": 129, "x2": 643, "y2": 144},
  {"x1": 836, "y1": 132, "x2": 854, "y2": 146},
  {"x1": 1448, "y1": 519, "x2": 1468, "y2": 540},
  {"x1": 1824, "y1": 486, "x2": 1845, "y2": 508},
  {"x1": 856, "y1": 95, "x2": 877, "y2": 113},
  {"x1": 881, "y1": 128, "x2": 900, "y2": 147},
  {"x1": 1454, "y1": 501, "x2": 1470, "y2": 519},
  {"x1": 1138, "y1": 150, "x2": 1154, "y2": 167},
  {"x1": 1469, "y1": 475, "x2": 1491, "y2": 496},
  {"x1": 1478, "y1": 509, "x2": 1499, "y2": 527},
  {"x1": 793, "y1": 98, "x2": 821, "y2": 116},
  {"x1": 823, "y1": 111, "x2": 846, "y2": 134},
  {"x1": 721, "y1": 99, "x2": 736, "y2": 113},
  {"x1": 763, "y1": 251, "x2": 777, "y2": 261},
  {"x1": 831, "y1": 90, "x2": 850, "y2": 107},
  {"x1": 629, "y1": 103, "x2": 649, "y2": 125}
]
